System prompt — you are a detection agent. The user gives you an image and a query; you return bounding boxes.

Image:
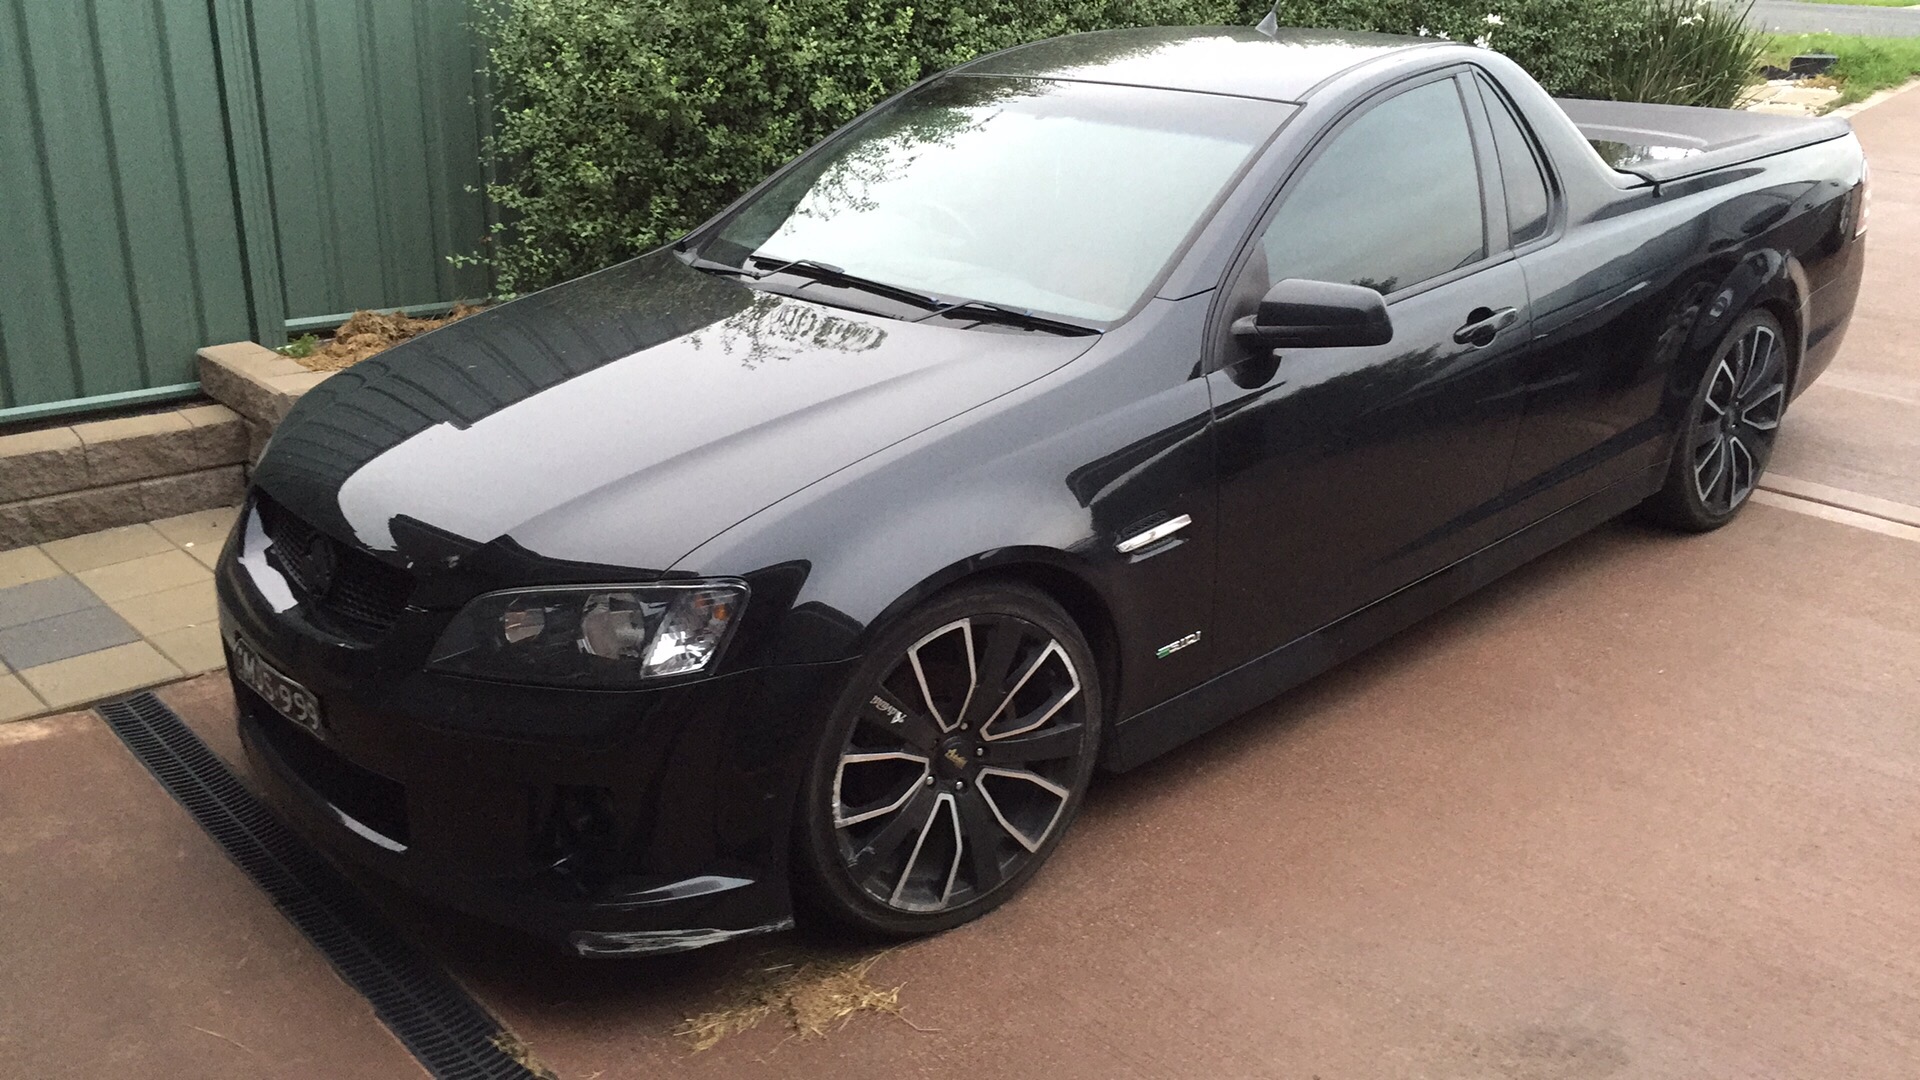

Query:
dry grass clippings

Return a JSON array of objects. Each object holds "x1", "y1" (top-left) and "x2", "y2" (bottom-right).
[
  {"x1": 290, "y1": 304, "x2": 483, "y2": 372},
  {"x1": 675, "y1": 947, "x2": 915, "y2": 1052},
  {"x1": 489, "y1": 1031, "x2": 560, "y2": 1079}
]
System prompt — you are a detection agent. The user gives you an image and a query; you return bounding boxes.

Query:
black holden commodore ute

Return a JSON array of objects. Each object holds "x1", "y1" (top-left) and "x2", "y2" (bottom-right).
[{"x1": 218, "y1": 27, "x2": 1867, "y2": 956}]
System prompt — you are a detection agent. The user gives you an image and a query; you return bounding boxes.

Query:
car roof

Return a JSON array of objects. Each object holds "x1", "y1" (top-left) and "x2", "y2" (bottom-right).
[{"x1": 954, "y1": 26, "x2": 1438, "y2": 103}]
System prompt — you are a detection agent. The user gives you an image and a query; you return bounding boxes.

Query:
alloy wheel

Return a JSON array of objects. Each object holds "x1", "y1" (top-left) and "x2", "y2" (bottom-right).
[
  {"x1": 1689, "y1": 321, "x2": 1787, "y2": 515},
  {"x1": 830, "y1": 614, "x2": 1093, "y2": 914}
]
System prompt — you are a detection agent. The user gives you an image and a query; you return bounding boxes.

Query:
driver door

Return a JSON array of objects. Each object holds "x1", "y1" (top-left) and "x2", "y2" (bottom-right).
[{"x1": 1206, "y1": 70, "x2": 1535, "y2": 672}]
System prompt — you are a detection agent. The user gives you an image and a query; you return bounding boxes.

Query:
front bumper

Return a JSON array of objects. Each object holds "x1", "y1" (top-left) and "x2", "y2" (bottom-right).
[{"x1": 216, "y1": 508, "x2": 855, "y2": 957}]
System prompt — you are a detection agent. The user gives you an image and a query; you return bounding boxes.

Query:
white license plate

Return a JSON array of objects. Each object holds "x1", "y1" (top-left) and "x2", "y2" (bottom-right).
[{"x1": 232, "y1": 637, "x2": 324, "y2": 739}]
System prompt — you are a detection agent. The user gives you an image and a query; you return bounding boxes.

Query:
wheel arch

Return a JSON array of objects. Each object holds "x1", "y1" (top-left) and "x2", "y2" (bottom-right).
[
  {"x1": 858, "y1": 548, "x2": 1126, "y2": 731},
  {"x1": 1754, "y1": 293, "x2": 1805, "y2": 399},
  {"x1": 1668, "y1": 248, "x2": 1805, "y2": 417},
  {"x1": 1737, "y1": 249, "x2": 1808, "y2": 393}
]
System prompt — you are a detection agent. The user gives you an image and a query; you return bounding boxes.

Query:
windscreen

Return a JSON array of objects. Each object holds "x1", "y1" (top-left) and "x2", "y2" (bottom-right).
[{"x1": 704, "y1": 76, "x2": 1291, "y2": 323}]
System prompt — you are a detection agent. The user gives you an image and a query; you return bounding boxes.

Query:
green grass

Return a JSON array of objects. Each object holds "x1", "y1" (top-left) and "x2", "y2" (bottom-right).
[
  {"x1": 1764, "y1": 32, "x2": 1920, "y2": 104},
  {"x1": 276, "y1": 333, "x2": 319, "y2": 359}
]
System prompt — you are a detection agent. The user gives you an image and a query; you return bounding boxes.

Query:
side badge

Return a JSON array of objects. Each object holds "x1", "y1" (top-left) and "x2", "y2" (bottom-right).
[
  {"x1": 1155, "y1": 631, "x2": 1202, "y2": 659},
  {"x1": 1117, "y1": 513, "x2": 1192, "y2": 555}
]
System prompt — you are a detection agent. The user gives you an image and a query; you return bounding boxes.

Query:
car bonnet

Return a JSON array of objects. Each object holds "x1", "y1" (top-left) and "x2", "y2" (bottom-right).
[{"x1": 250, "y1": 251, "x2": 1097, "y2": 574}]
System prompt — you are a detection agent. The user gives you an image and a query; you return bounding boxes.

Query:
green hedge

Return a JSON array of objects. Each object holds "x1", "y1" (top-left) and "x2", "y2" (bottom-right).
[
  {"x1": 472, "y1": 0, "x2": 1761, "y2": 293},
  {"x1": 1269, "y1": 0, "x2": 1762, "y2": 106}
]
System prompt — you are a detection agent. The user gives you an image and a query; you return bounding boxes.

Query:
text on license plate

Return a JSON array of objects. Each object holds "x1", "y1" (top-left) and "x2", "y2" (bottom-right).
[{"x1": 232, "y1": 638, "x2": 324, "y2": 737}]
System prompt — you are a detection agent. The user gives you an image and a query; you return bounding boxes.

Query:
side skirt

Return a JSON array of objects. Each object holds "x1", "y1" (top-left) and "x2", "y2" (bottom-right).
[{"x1": 1102, "y1": 462, "x2": 1666, "y2": 772}]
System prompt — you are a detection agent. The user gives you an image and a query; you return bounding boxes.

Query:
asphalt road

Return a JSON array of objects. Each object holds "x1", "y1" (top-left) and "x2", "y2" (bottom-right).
[{"x1": 1747, "y1": 0, "x2": 1920, "y2": 37}]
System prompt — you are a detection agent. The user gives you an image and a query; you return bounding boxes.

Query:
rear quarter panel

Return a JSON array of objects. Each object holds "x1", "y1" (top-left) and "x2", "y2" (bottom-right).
[{"x1": 1502, "y1": 116, "x2": 1864, "y2": 517}]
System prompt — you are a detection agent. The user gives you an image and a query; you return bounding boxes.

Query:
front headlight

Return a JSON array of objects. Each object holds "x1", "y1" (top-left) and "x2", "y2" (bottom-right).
[{"x1": 427, "y1": 582, "x2": 746, "y2": 687}]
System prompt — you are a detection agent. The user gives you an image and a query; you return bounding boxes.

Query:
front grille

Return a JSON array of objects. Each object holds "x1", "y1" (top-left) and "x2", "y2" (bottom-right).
[
  {"x1": 257, "y1": 494, "x2": 413, "y2": 639},
  {"x1": 239, "y1": 688, "x2": 411, "y2": 846}
]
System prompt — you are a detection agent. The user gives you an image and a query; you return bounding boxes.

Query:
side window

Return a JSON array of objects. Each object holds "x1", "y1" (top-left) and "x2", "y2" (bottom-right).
[
  {"x1": 1253, "y1": 77, "x2": 1486, "y2": 297},
  {"x1": 1476, "y1": 75, "x2": 1552, "y2": 244}
]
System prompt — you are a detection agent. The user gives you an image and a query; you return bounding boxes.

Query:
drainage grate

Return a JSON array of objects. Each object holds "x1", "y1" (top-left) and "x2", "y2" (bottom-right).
[{"x1": 96, "y1": 692, "x2": 544, "y2": 1080}]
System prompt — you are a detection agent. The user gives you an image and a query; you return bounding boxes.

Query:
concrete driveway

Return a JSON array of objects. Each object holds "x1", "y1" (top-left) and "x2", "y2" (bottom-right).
[
  {"x1": 7, "y1": 501, "x2": 1917, "y2": 1079},
  {"x1": 4, "y1": 89, "x2": 1920, "y2": 1080},
  {"x1": 460, "y1": 505, "x2": 1920, "y2": 1080}
]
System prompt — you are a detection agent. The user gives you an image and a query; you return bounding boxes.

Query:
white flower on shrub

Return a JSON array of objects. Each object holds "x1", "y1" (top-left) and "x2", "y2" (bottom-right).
[
  {"x1": 1417, "y1": 25, "x2": 1430, "y2": 35},
  {"x1": 1677, "y1": 13, "x2": 1702, "y2": 25},
  {"x1": 1474, "y1": 34, "x2": 1492, "y2": 48},
  {"x1": 1483, "y1": 13, "x2": 1504, "y2": 26}
]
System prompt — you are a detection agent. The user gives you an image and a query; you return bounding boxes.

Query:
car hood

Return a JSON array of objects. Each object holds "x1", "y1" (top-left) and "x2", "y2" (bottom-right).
[{"x1": 252, "y1": 251, "x2": 1095, "y2": 574}]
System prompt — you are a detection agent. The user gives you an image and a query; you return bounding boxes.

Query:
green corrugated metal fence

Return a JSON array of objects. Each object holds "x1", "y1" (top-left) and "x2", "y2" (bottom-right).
[
  {"x1": 0, "y1": 0, "x2": 253, "y2": 418},
  {"x1": 0, "y1": 0, "x2": 491, "y2": 422}
]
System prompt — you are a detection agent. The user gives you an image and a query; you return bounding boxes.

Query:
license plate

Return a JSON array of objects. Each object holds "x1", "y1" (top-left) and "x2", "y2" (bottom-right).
[{"x1": 232, "y1": 637, "x2": 325, "y2": 739}]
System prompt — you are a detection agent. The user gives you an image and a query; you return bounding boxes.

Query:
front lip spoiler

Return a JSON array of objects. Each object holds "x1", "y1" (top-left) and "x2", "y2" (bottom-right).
[{"x1": 567, "y1": 918, "x2": 797, "y2": 958}]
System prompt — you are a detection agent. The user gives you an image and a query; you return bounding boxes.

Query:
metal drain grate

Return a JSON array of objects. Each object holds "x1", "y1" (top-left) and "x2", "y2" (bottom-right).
[{"x1": 96, "y1": 692, "x2": 543, "y2": 1080}]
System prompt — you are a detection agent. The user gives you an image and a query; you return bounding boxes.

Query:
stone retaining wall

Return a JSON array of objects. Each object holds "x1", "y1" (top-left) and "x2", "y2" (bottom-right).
[
  {"x1": 195, "y1": 341, "x2": 333, "y2": 462},
  {"x1": 1, "y1": 339, "x2": 338, "y2": 551},
  {"x1": 0, "y1": 405, "x2": 249, "y2": 549}
]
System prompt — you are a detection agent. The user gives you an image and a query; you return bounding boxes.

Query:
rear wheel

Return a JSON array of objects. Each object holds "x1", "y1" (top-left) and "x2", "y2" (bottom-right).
[
  {"x1": 1644, "y1": 309, "x2": 1790, "y2": 532},
  {"x1": 794, "y1": 582, "x2": 1101, "y2": 937}
]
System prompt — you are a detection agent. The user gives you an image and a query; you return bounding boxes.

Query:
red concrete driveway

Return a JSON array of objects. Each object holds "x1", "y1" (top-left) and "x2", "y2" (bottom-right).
[
  {"x1": 7, "y1": 498, "x2": 1915, "y2": 1079},
  {"x1": 454, "y1": 506, "x2": 1920, "y2": 1080}
]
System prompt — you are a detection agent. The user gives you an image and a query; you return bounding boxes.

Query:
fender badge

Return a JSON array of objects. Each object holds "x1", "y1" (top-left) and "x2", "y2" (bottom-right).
[{"x1": 1155, "y1": 631, "x2": 1202, "y2": 659}]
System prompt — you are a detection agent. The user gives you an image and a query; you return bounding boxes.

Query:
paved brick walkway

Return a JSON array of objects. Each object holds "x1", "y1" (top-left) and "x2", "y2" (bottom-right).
[{"x1": 0, "y1": 506, "x2": 235, "y2": 719}]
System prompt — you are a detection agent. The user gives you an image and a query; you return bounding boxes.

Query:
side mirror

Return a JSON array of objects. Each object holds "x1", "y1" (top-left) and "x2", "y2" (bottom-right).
[{"x1": 1230, "y1": 278, "x2": 1393, "y2": 349}]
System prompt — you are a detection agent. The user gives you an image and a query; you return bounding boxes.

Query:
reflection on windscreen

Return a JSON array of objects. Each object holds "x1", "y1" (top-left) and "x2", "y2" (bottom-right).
[{"x1": 709, "y1": 76, "x2": 1291, "y2": 322}]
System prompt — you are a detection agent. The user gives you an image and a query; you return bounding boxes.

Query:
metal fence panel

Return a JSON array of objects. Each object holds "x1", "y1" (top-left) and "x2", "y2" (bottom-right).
[
  {"x1": 0, "y1": 0, "x2": 490, "y2": 419},
  {"x1": 0, "y1": 0, "x2": 253, "y2": 414},
  {"x1": 248, "y1": 0, "x2": 490, "y2": 324}
]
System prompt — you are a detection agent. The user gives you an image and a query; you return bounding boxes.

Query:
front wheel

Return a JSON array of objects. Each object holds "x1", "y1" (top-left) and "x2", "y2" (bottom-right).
[
  {"x1": 793, "y1": 582, "x2": 1101, "y2": 937},
  {"x1": 1644, "y1": 309, "x2": 1791, "y2": 532}
]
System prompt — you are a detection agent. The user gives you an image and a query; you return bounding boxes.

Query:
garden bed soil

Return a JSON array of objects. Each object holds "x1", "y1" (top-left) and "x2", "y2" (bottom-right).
[{"x1": 292, "y1": 305, "x2": 482, "y2": 372}]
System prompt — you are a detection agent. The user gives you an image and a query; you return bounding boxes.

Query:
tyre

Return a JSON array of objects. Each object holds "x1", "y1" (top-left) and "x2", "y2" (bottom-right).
[
  {"x1": 1644, "y1": 309, "x2": 1791, "y2": 532},
  {"x1": 793, "y1": 581, "x2": 1102, "y2": 937}
]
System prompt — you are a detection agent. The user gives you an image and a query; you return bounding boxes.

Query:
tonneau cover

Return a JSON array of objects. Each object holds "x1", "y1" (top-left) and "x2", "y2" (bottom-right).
[{"x1": 1554, "y1": 98, "x2": 1851, "y2": 184}]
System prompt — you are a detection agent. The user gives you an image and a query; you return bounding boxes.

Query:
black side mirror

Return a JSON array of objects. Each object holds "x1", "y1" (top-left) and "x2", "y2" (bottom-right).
[{"x1": 1231, "y1": 278, "x2": 1393, "y2": 349}]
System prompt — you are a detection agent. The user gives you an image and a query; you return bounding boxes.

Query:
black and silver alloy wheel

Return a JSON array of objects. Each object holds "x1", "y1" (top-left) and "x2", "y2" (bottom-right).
[
  {"x1": 1690, "y1": 317, "x2": 1787, "y2": 515},
  {"x1": 1647, "y1": 309, "x2": 1791, "y2": 532},
  {"x1": 796, "y1": 583, "x2": 1100, "y2": 935}
]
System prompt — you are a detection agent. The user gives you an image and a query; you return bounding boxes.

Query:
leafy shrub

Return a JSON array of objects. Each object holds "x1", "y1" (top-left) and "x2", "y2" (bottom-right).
[
  {"x1": 472, "y1": 0, "x2": 1248, "y2": 292},
  {"x1": 1593, "y1": 0, "x2": 1766, "y2": 108},
  {"x1": 1265, "y1": 0, "x2": 1653, "y2": 96},
  {"x1": 1266, "y1": 0, "x2": 1762, "y2": 104},
  {"x1": 472, "y1": 0, "x2": 1763, "y2": 293}
]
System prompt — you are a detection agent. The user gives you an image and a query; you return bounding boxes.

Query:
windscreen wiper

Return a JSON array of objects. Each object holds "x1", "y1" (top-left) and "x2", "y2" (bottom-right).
[
  {"x1": 916, "y1": 299, "x2": 1100, "y2": 337},
  {"x1": 682, "y1": 254, "x2": 759, "y2": 278},
  {"x1": 694, "y1": 251, "x2": 1097, "y2": 336},
  {"x1": 687, "y1": 252, "x2": 938, "y2": 311},
  {"x1": 746, "y1": 254, "x2": 946, "y2": 308}
]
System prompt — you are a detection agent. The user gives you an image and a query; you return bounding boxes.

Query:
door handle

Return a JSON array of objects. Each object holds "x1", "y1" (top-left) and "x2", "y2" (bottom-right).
[{"x1": 1453, "y1": 306, "x2": 1519, "y2": 347}]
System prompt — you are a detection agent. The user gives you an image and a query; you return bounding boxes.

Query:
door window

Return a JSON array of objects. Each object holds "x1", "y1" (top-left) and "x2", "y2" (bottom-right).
[
  {"x1": 1476, "y1": 76, "x2": 1552, "y2": 244},
  {"x1": 1250, "y1": 77, "x2": 1487, "y2": 298}
]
